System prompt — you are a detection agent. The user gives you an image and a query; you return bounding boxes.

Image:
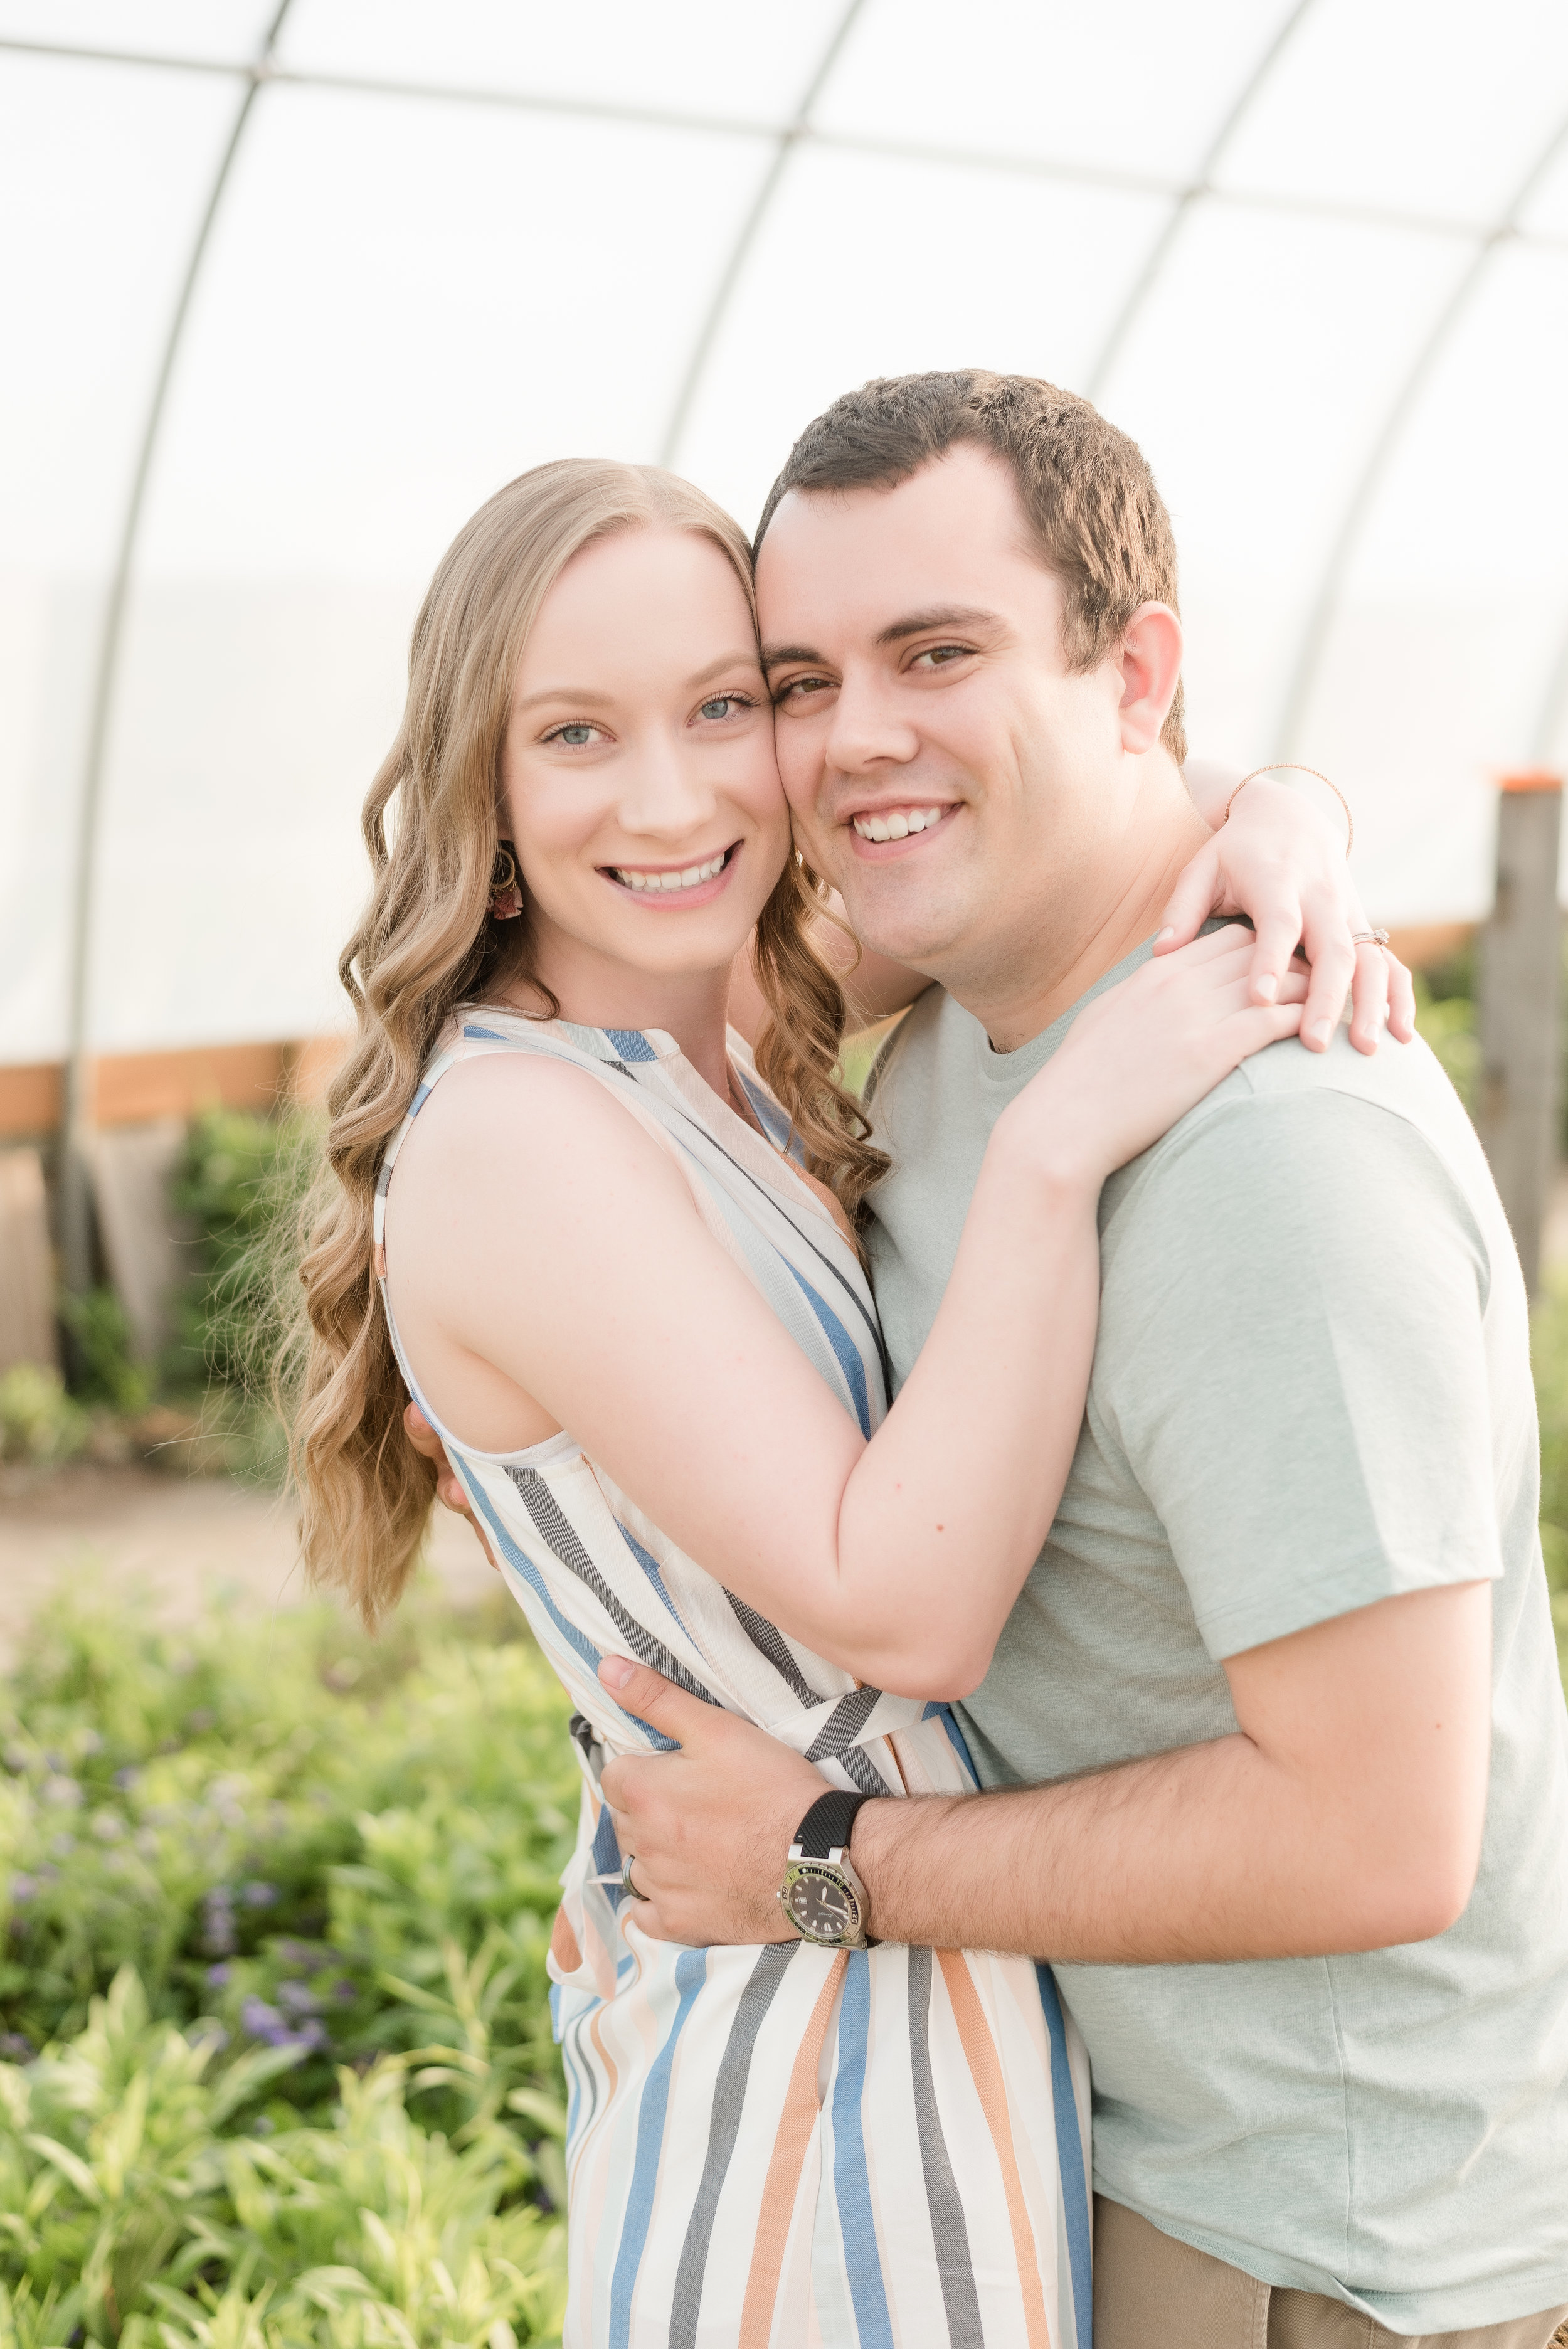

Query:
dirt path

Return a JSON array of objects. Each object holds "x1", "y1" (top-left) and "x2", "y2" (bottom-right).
[{"x1": 0, "y1": 1463, "x2": 497, "y2": 1666}]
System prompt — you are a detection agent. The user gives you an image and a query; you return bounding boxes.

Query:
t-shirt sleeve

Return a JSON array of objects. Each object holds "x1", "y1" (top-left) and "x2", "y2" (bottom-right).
[{"x1": 1096, "y1": 1086, "x2": 1504, "y2": 1660}]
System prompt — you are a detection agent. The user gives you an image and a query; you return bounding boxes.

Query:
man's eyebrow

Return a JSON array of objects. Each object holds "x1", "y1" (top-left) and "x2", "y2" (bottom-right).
[
  {"x1": 874, "y1": 605, "x2": 1004, "y2": 647},
  {"x1": 760, "y1": 642, "x2": 824, "y2": 672}
]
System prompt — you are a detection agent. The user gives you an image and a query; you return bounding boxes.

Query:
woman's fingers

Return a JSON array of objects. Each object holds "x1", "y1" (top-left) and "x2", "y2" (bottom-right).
[
  {"x1": 1153, "y1": 837, "x2": 1223, "y2": 953},
  {"x1": 1347, "y1": 940, "x2": 1391, "y2": 1056},
  {"x1": 1244, "y1": 908, "x2": 1305, "y2": 1005},
  {"x1": 1385, "y1": 947, "x2": 1417, "y2": 1044}
]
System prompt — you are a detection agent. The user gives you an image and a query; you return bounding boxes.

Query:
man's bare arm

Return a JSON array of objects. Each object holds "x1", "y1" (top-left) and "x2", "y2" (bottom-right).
[{"x1": 597, "y1": 1579, "x2": 1492, "y2": 1959}]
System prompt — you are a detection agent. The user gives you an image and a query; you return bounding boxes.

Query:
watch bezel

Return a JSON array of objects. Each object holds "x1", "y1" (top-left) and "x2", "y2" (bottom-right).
[{"x1": 776, "y1": 1851, "x2": 871, "y2": 1949}]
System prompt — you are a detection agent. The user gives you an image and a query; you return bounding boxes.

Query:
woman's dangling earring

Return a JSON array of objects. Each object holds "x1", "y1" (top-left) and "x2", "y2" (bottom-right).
[{"x1": 489, "y1": 840, "x2": 524, "y2": 921}]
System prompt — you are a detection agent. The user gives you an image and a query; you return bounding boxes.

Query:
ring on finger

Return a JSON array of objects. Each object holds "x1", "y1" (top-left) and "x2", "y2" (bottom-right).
[
  {"x1": 622, "y1": 1853, "x2": 650, "y2": 1902},
  {"x1": 1351, "y1": 928, "x2": 1391, "y2": 948}
]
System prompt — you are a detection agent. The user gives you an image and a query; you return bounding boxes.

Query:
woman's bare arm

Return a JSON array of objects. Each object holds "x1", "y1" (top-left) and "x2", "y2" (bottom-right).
[{"x1": 386, "y1": 933, "x2": 1303, "y2": 1699}]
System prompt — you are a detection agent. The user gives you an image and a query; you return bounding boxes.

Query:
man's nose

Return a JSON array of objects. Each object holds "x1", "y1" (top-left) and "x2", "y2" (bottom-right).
[{"x1": 822, "y1": 670, "x2": 921, "y2": 778}]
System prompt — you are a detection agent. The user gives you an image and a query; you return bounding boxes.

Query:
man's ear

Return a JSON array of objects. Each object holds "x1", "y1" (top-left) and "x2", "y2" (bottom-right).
[{"x1": 1118, "y1": 602, "x2": 1184, "y2": 756}]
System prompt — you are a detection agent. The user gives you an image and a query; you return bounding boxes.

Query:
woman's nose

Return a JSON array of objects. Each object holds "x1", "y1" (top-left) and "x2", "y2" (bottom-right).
[{"x1": 618, "y1": 737, "x2": 718, "y2": 836}]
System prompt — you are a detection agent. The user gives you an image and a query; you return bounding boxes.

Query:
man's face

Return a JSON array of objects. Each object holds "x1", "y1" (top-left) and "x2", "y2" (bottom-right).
[{"x1": 756, "y1": 445, "x2": 1133, "y2": 980}]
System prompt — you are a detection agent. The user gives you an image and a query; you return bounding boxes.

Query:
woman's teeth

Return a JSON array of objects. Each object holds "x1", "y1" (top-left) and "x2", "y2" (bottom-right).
[
  {"x1": 852, "y1": 807, "x2": 946, "y2": 842},
  {"x1": 612, "y1": 850, "x2": 728, "y2": 893}
]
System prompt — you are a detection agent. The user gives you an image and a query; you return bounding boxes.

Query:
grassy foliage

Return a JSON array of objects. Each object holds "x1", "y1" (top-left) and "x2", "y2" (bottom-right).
[
  {"x1": 166, "y1": 1109, "x2": 320, "y2": 1404},
  {"x1": 0, "y1": 1588, "x2": 576, "y2": 2345}
]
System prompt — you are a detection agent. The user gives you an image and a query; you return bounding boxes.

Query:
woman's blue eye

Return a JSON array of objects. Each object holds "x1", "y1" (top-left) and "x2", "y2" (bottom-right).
[
  {"x1": 557, "y1": 724, "x2": 595, "y2": 745},
  {"x1": 699, "y1": 696, "x2": 743, "y2": 721}
]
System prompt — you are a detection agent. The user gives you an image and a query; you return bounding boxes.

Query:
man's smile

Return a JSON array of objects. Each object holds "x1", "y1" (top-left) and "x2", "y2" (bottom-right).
[{"x1": 847, "y1": 803, "x2": 960, "y2": 852}]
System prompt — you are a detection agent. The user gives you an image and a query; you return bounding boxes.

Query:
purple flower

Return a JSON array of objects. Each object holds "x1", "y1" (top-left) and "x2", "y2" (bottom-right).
[
  {"x1": 333, "y1": 1979, "x2": 357, "y2": 2004},
  {"x1": 202, "y1": 1888, "x2": 237, "y2": 1956},
  {"x1": 277, "y1": 1982, "x2": 319, "y2": 2017},
  {"x1": 112, "y1": 1768, "x2": 140, "y2": 1793},
  {"x1": 9, "y1": 1875, "x2": 36, "y2": 1905},
  {"x1": 0, "y1": 2033, "x2": 33, "y2": 2062},
  {"x1": 241, "y1": 1996, "x2": 288, "y2": 2045},
  {"x1": 241, "y1": 1881, "x2": 277, "y2": 1909},
  {"x1": 241, "y1": 1995, "x2": 327, "y2": 2054},
  {"x1": 206, "y1": 1963, "x2": 231, "y2": 1987}
]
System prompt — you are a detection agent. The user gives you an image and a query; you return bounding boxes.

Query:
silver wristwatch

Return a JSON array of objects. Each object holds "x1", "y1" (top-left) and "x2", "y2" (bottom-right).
[{"x1": 777, "y1": 1790, "x2": 875, "y2": 1950}]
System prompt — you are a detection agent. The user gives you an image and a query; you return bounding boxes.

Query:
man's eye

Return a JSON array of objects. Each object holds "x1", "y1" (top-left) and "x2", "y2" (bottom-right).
[
  {"x1": 778, "y1": 675, "x2": 833, "y2": 703},
  {"x1": 697, "y1": 694, "x2": 750, "y2": 721},
  {"x1": 911, "y1": 645, "x2": 971, "y2": 669}
]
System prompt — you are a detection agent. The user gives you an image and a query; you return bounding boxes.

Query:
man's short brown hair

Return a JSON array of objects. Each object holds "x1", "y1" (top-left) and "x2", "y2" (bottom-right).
[{"x1": 754, "y1": 368, "x2": 1187, "y2": 763}]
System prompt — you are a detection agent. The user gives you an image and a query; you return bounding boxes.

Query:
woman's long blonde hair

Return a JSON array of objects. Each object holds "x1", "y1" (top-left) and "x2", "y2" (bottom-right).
[{"x1": 292, "y1": 459, "x2": 887, "y2": 1626}]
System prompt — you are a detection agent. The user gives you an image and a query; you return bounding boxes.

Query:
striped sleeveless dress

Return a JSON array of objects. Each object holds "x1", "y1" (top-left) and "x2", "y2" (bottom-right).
[{"x1": 376, "y1": 1008, "x2": 1093, "y2": 2349}]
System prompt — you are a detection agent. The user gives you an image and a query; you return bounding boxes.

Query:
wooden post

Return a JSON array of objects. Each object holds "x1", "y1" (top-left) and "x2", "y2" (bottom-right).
[{"x1": 1479, "y1": 770, "x2": 1564, "y2": 1295}]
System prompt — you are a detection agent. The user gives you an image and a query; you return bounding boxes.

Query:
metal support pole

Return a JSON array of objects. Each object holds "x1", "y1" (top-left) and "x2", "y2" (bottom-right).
[{"x1": 1479, "y1": 773, "x2": 1563, "y2": 1295}]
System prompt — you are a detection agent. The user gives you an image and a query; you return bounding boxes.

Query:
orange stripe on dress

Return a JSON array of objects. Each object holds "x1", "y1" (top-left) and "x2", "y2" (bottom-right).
[
  {"x1": 737, "y1": 1954, "x2": 847, "y2": 2349},
  {"x1": 937, "y1": 1950, "x2": 1053, "y2": 2349}
]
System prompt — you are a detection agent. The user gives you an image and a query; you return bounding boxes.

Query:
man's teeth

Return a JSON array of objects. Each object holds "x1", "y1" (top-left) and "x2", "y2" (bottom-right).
[
  {"x1": 852, "y1": 807, "x2": 946, "y2": 843},
  {"x1": 613, "y1": 851, "x2": 728, "y2": 892}
]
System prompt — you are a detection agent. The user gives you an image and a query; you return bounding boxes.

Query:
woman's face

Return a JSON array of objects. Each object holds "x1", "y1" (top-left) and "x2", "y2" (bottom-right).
[{"x1": 501, "y1": 526, "x2": 788, "y2": 999}]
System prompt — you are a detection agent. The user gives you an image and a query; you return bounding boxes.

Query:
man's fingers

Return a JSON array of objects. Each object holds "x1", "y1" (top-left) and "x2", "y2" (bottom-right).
[
  {"x1": 1153, "y1": 838, "x2": 1223, "y2": 953},
  {"x1": 404, "y1": 1401, "x2": 443, "y2": 1461},
  {"x1": 599, "y1": 1655, "x2": 721, "y2": 1746}
]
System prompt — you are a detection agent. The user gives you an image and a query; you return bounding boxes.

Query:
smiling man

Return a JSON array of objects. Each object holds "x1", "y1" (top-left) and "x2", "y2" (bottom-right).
[{"x1": 598, "y1": 373, "x2": 1568, "y2": 2348}]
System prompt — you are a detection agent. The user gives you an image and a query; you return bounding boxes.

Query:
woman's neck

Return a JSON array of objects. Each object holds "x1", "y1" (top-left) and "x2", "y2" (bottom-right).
[{"x1": 504, "y1": 926, "x2": 736, "y2": 1100}]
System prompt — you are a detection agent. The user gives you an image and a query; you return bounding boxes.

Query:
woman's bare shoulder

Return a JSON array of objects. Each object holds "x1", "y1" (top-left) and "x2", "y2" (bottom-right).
[{"x1": 390, "y1": 1045, "x2": 692, "y2": 1220}]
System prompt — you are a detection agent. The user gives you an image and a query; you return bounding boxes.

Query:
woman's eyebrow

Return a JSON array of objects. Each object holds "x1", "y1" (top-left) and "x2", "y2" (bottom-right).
[
  {"x1": 687, "y1": 650, "x2": 764, "y2": 688},
  {"x1": 515, "y1": 684, "x2": 615, "y2": 711}
]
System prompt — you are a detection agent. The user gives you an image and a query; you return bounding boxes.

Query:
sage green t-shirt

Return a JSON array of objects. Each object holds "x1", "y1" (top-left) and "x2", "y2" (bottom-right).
[{"x1": 864, "y1": 948, "x2": 1568, "y2": 2335}]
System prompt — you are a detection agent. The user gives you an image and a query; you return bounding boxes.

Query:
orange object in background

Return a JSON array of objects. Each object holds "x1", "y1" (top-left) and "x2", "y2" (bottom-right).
[{"x1": 0, "y1": 1036, "x2": 347, "y2": 1144}]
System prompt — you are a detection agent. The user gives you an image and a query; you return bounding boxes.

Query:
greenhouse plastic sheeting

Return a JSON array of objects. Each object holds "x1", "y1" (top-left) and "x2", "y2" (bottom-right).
[{"x1": 4, "y1": 0, "x2": 1568, "y2": 1064}]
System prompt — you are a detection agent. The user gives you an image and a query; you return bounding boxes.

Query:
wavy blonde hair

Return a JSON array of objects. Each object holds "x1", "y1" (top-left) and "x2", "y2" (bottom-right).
[{"x1": 292, "y1": 458, "x2": 886, "y2": 1626}]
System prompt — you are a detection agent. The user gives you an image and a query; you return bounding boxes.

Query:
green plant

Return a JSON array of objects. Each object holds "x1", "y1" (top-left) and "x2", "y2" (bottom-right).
[
  {"x1": 0, "y1": 1587, "x2": 575, "y2": 2341},
  {"x1": 0, "y1": 1970, "x2": 566, "y2": 2349},
  {"x1": 55, "y1": 1292, "x2": 153, "y2": 1419},
  {"x1": 166, "y1": 1110, "x2": 321, "y2": 1402},
  {"x1": 0, "y1": 1367, "x2": 88, "y2": 1466}
]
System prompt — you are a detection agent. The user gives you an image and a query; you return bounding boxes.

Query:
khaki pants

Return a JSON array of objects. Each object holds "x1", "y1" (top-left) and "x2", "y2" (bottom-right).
[{"x1": 1094, "y1": 2196, "x2": 1568, "y2": 2349}]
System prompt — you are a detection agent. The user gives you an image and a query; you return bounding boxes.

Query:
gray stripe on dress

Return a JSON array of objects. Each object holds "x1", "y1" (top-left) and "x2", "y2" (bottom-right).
[
  {"x1": 907, "y1": 1944, "x2": 984, "y2": 2348},
  {"x1": 805, "y1": 1685, "x2": 882, "y2": 1761},
  {"x1": 667, "y1": 1939, "x2": 798, "y2": 2349},
  {"x1": 724, "y1": 1590, "x2": 820, "y2": 1705},
  {"x1": 506, "y1": 1466, "x2": 714, "y2": 1702}
]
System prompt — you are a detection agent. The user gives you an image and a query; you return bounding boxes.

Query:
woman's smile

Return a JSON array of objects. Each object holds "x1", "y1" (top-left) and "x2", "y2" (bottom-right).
[{"x1": 601, "y1": 841, "x2": 740, "y2": 904}]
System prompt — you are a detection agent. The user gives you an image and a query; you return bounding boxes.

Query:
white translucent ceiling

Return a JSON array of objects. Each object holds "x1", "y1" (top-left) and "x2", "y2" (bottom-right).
[{"x1": 3, "y1": 0, "x2": 1568, "y2": 1065}]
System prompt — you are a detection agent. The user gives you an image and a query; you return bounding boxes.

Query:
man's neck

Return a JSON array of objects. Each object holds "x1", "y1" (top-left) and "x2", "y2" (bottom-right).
[{"x1": 953, "y1": 768, "x2": 1210, "y2": 1053}]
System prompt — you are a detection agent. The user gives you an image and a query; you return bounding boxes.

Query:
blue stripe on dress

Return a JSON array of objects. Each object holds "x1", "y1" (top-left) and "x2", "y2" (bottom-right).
[
  {"x1": 608, "y1": 1944, "x2": 709, "y2": 2349},
  {"x1": 1037, "y1": 1963, "x2": 1094, "y2": 2347},
  {"x1": 618, "y1": 1522, "x2": 687, "y2": 1627},
  {"x1": 605, "y1": 1027, "x2": 659, "y2": 1063},
  {"x1": 787, "y1": 1263, "x2": 872, "y2": 1438},
  {"x1": 935, "y1": 1705, "x2": 979, "y2": 1783},
  {"x1": 831, "y1": 1951, "x2": 896, "y2": 2349}
]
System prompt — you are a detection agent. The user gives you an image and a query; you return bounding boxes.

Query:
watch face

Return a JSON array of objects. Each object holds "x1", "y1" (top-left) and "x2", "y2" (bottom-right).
[{"x1": 784, "y1": 1863, "x2": 861, "y2": 1944}]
